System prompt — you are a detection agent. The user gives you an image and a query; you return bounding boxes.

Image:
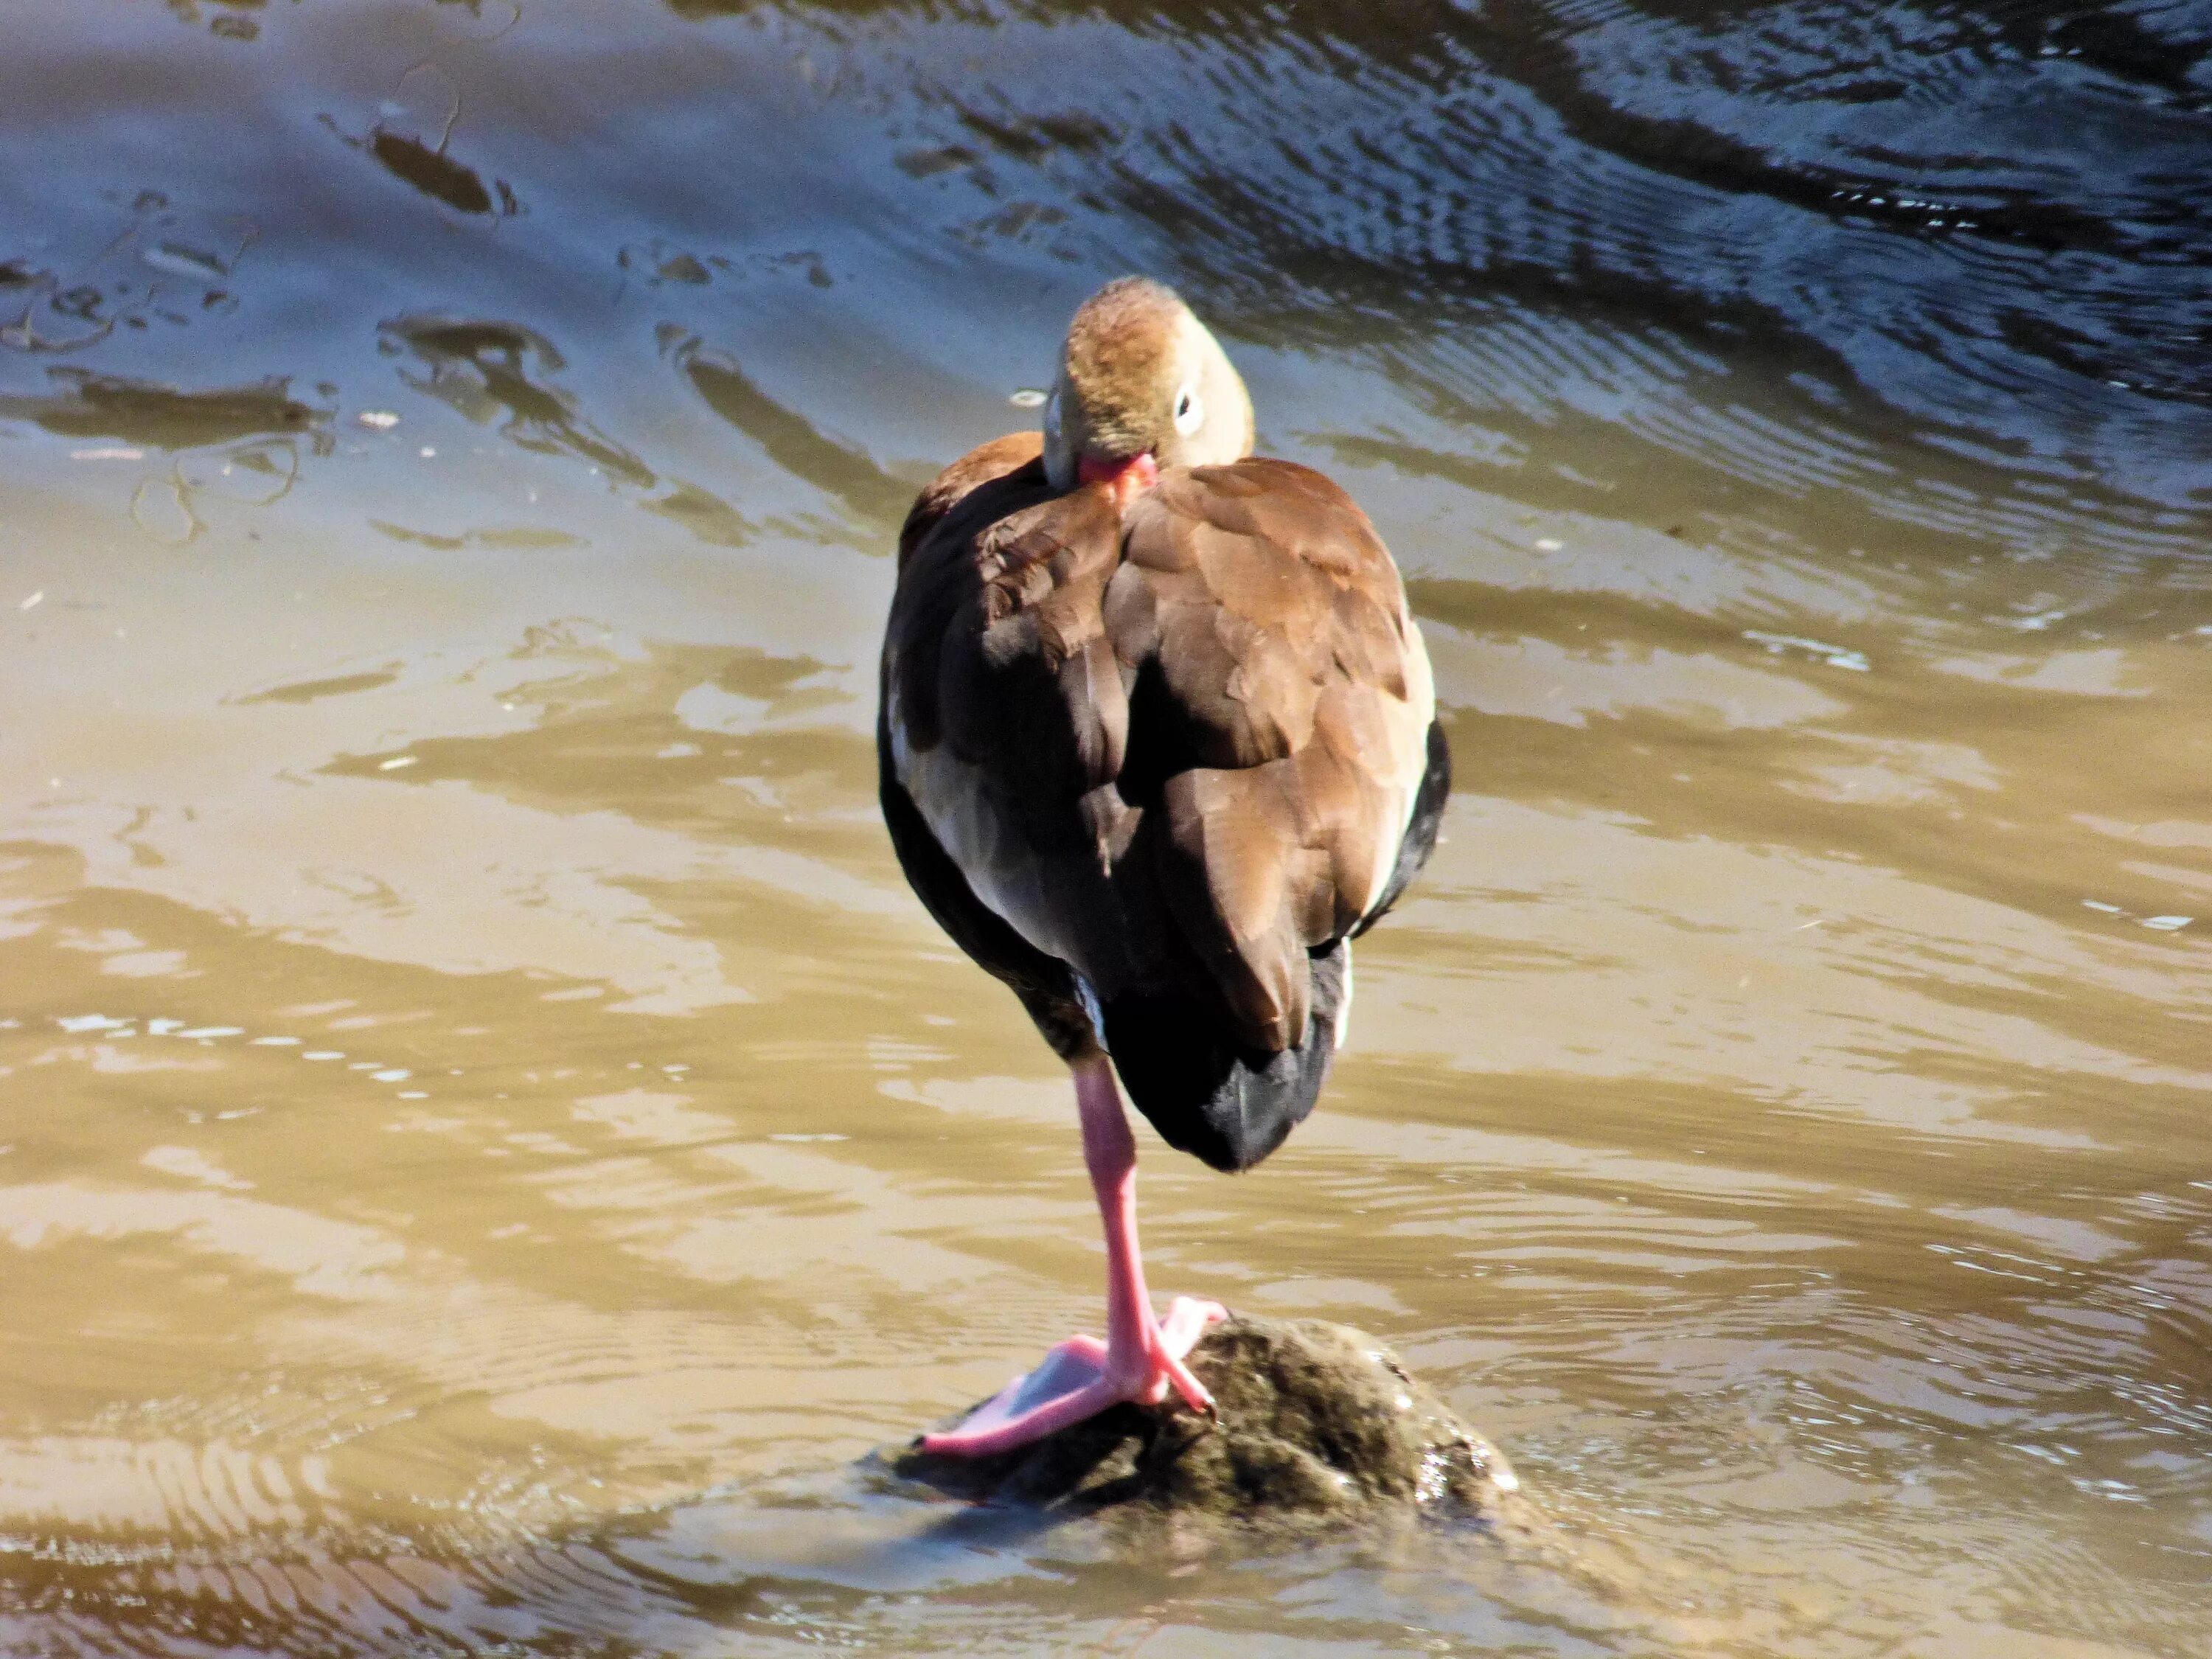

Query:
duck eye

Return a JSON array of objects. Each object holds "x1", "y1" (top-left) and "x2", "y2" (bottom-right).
[{"x1": 1172, "y1": 386, "x2": 1203, "y2": 436}]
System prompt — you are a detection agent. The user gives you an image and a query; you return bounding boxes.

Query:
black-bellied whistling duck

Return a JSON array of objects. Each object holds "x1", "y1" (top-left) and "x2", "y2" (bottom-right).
[{"x1": 880, "y1": 276, "x2": 1448, "y2": 1456}]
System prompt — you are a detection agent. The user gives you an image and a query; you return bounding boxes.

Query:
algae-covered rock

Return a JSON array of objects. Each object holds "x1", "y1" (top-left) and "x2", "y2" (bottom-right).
[{"x1": 889, "y1": 1316, "x2": 1517, "y2": 1537}]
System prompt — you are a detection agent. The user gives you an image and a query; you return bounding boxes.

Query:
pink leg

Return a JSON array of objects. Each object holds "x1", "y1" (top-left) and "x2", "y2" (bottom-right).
[{"x1": 921, "y1": 1054, "x2": 1225, "y2": 1457}]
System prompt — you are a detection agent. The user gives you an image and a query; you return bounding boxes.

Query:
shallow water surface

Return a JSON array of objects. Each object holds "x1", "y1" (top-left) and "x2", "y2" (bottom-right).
[{"x1": 3, "y1": 1, "x2": 2210, "y2": 1654}]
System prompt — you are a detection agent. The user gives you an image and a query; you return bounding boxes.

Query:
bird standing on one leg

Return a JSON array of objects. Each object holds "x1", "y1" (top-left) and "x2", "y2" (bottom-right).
[{"x1": 880, "y1": 276, "x2": 1449, "y2": 1458}]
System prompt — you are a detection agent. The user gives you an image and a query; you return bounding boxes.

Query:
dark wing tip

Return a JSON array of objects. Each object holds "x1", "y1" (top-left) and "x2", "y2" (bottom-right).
[{"x1": 1103, "y1": 942, "x2": 1348, "y2": 1172}]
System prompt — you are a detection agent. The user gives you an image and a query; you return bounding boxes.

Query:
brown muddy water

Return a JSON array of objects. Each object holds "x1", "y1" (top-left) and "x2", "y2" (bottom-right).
[{"x1": 3, "y1": 1, "x2": 2211, "y2": 1654}]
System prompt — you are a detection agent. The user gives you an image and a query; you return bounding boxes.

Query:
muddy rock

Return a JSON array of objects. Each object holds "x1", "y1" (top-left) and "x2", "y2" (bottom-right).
[{"x1": 889, "y1": 1315, "x2": 1518, "y2": 1536}]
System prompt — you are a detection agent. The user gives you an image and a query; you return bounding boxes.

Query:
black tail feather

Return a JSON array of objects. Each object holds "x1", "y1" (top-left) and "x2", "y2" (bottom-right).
[{"x1": 1103, "y1": 942, "x2": 1349, "y2": 1173}]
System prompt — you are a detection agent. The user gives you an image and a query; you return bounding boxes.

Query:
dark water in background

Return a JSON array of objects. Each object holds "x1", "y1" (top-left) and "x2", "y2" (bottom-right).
[
  {"x1": 2, "y1": 1, "x2": 2210, "y2": 1655},
  {"x1": 9, "y1": 1, "x2": 2212, "y2": 552}
]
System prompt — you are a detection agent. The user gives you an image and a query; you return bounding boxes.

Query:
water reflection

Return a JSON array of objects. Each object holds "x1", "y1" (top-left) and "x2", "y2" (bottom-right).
[
  {"x1": 367, "y1": 128, "x2": 513, "y2": 218},
  {"x1": 383, "y1": 315, "x2": 653, "y2": 484},
  {"x1": 672, "y1": 333, "x2": 917, "y2": 526},
  {"x1": 0, "y1": 370, "x2": 324, "y2": 450}
]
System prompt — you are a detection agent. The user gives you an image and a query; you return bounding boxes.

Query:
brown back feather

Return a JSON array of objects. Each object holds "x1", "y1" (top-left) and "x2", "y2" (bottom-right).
[{"x1": 885, "y1": 448, "x2": 1430, "y2": 1058}]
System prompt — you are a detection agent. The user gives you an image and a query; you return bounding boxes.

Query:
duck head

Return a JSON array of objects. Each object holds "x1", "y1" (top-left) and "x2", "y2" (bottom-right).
[{"x1": 1042, "y1": 276, "x2": 1255, "y2": 512}]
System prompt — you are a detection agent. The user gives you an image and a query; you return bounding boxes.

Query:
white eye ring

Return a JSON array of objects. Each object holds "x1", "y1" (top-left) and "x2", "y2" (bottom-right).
[{"x1": 1172, "y1": 384, "x2": 1203, "y2": 437}]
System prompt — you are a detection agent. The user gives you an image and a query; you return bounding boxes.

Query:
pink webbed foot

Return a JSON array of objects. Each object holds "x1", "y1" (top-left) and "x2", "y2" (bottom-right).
[{"x1": 919, "y1": 1295, "x2": 1227, "y2": 1458}]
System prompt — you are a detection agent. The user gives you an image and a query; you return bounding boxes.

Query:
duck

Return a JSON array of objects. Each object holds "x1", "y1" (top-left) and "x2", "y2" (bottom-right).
[{"x1": 879, "y1": 276, "x2": 1447, "y2": 1456}]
